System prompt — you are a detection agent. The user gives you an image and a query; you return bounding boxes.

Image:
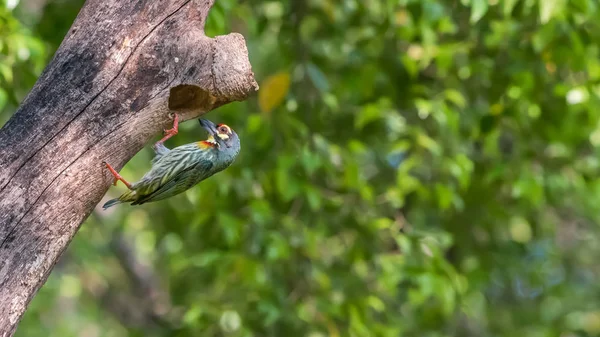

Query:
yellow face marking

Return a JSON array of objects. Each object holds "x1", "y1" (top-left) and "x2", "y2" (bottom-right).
[{"x1": 216, "y1": 124, "x2": 231, "y2": 140}]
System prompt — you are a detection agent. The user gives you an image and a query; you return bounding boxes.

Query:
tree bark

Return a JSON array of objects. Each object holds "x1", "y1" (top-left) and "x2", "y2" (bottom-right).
[{"x1": 0, "y1": 0, "x2": 258, "y2": 335}]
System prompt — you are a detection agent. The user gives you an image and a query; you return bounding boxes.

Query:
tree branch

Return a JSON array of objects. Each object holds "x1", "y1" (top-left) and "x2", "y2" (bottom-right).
[
  {"x1": 109, "y1": 228, "x2": 174, "y2": 324},
  {"x1": 0, "y1": 0, "x2": 258, "y2": 334}
]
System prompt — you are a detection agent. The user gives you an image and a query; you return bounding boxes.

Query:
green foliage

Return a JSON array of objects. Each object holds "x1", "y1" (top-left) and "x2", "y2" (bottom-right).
[
  {"x1": 4, "y1": 0, "x2": 600, "y2": 336},
  {"x1": 0, "y1": 0, "x2": 47, "y2": 124}
]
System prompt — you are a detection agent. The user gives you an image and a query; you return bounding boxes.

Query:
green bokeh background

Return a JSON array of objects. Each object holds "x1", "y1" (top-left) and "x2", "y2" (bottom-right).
[{"x1": 2, "y1": 0, "x2": 600, "y2": 336}]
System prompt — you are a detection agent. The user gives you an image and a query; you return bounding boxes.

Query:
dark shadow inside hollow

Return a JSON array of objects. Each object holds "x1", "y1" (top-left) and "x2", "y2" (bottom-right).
[{"x1": 168, "y1": 84, "x2": 216, "y2": 111}]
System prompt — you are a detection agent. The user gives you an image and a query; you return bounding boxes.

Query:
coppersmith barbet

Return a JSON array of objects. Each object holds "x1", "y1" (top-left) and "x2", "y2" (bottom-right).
[{"x1": 102, "y1": 116, "x2": 240, "y2": 209}]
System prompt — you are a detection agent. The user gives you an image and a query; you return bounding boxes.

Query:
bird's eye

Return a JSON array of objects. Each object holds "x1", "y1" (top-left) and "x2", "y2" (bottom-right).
[{"x1": 219, "y1": 126, "x2": 229, "y2": 133}]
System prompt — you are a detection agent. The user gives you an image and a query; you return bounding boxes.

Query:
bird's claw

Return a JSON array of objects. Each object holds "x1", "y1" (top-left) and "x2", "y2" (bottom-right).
[
  {"x1": 163, "y1": 127, "x2": 176, "y2": 135},
  {"x1": 155, "y1": 113, "x2": 179, "y2": 146}
]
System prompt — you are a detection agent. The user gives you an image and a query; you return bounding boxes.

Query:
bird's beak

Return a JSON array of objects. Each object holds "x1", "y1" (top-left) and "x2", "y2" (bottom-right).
[
  {"x1": 198, "y1": 118, "x2": 218, "y2": 136},
  {"x1": 199, "y1": 118, "x2": 227, "y2": 147}
]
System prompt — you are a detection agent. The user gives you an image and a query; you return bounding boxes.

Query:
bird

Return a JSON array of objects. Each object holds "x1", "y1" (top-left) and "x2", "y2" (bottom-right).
[{"x1": 102, "y1": 115, "x2": 240, "y2": 209}]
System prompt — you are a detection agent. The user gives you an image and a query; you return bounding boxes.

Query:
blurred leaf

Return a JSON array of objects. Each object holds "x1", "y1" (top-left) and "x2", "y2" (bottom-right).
[
  {"x1": 258, "y1": 71, "x2": 291, "y2": 114},
  {"x1": 305, "y1": 186, "x2": 322, "y2": 211},
  {"x1": 276, "y1": 167, "x2": 300, "y2": 201},
  {"x1": 510, "y1": 216, "x2": 533, "y2": 243},
  {"x1": 0, "y1": 89, "x2": 7, "y2": 110},
  {"x1": 306, "y1": 63, "x2": 330, "y2": 92},
  {"x1": 355, "y1": 103, "x2": 381, "y2": 130},
  {"x1": 367, "y1": 295, "x2": 385, "y2": 313},
  {"x1": 470, "y1": 0, "x2": 488, "y2": 23},
  {"x1": 444, "y1": 89, "x2": 466, "y2": 108},
  {"x1": 0, "y1": 63, "x2": 13, "y2": 83},
  {"x1": 503, "y1": 0, "x2": 520, "y2": 16},
  {"x1": 539, "y1": 0, "x2": 566, "y2": 24}
]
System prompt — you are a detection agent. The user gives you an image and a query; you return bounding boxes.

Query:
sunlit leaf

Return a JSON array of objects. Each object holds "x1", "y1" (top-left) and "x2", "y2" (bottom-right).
[
  {"x1": 503, "y1": 0, "x2": 520, "y2": 16},
  {"x1": 510, "y1": 216, "x2": 533, "y2": 243},
  {"x1": 0, "y1": 63, "x2": 13, "y2": 83},
  {"x1": 539, "y1": 0, "x2": 566, "y2": 24},
  {"x1": 258, "y1": 71, "x2": 291, "y2": 113},
  {"x1": 444, "y1": 89, "x2": 466, "y2": 108},
  {"x1": 469, "y1": 0, "x2": 488, "y2": 23}
]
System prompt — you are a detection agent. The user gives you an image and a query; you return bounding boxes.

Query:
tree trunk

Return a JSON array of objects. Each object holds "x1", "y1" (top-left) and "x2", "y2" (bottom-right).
[{"x1": 0, "y1": 0, "x2": 258, "y2": 334}]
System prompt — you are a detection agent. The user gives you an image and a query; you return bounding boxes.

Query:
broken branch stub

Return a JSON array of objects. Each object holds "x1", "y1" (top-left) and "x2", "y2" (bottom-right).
[
  {"x1": 168, "y1": 33, "x2": 259, "y2": 113},
  {"x1": 0, "y1": 0, "x2": 257, "y2": 335},
  {"x1": 166, "y1": 31, "x2": 259, "y2": 114}
]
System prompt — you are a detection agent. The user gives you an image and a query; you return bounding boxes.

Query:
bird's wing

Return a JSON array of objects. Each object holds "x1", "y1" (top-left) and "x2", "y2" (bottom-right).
[{"x1": 132, "y1": 147, "x2": 215, "y2": 204}]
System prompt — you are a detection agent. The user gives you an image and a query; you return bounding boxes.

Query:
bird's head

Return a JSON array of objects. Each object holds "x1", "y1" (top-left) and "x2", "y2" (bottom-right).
[{"x1": 198, "y1": 118, "x2": 240, "y2": 151}]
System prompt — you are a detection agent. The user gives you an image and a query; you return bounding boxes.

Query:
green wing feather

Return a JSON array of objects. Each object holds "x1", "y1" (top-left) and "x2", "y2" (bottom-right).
[
  {"x1": 126, "y1": 145, "x2": 215, "y2": 204},
  {"x1": 132, "y1": 160, "x2": 213, "y2": 205}
]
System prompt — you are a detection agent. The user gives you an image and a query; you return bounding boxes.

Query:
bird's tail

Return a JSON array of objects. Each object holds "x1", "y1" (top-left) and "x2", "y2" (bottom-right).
[
  {"x1": 102, "y1": 198, "x2": 122, "y2": 209},
  {"x1": 102, "y1": 190, "x2": 137, "y2": 210}
]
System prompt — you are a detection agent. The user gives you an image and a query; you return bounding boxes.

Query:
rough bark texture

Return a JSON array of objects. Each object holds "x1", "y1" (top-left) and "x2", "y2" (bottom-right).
[{"x1": 0, "y1": 0, "x2": 258, "y2": 335}]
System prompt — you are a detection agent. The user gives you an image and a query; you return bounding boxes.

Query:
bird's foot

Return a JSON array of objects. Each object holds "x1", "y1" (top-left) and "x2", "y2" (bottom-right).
[
  {"x1": 103, "y1": 161, "x2": 133, "y2": 190},
  {"x1": 154, "y1": 113, "x2": 179, "y2": 148}
]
